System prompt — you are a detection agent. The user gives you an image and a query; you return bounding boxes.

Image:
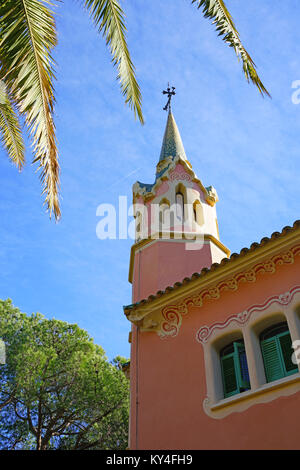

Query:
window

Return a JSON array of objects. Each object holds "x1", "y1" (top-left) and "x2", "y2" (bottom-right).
[
  {"x1": 200, "y1": 288, "x2": 300, "y2": 419},
  {"x1": 159, "y1": 199, "x2": 170, "y2": 231},
  {"x1": 135, "y1": 211, "x2": 143, "y2": 241},
  {"x1": 220, "y1": 340, "x2": 250, "y2": 398},
  {"x1": 193, "y1": 200, "x2": 204, "y2": 226},
  {"x1": 260, "y1": 322, "x2": 298, "y2": 383},
  {"x1": 175, "y1": 191, "x2": 184, "y2": 222}
]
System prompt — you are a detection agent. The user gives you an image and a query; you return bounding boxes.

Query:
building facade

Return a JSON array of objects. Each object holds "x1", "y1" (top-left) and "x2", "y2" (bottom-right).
[{"x1": 124, "y1": 110, "x2": 300, "y2": 449}]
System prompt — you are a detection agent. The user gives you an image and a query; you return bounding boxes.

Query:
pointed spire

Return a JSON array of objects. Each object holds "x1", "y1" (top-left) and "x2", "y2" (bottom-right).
[{"x1": 159, "y1": 111, "x2": 187, "y2": 162}]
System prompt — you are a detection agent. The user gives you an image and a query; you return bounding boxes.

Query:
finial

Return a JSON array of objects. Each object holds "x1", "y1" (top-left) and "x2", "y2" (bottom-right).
[{"x1": 162, "y1": 83, "x2": 176, "y2": 112}]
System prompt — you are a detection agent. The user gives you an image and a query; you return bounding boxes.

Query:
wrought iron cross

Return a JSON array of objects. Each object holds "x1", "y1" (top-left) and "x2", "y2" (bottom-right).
[{"x1": 162, "y1": 84, "x2": 176, "y2": 111}]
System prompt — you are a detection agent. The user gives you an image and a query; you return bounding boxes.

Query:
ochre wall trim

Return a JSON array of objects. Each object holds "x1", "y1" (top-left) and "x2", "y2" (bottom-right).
[
  {"x1": 203, "y1": 374, "x2": 300, "y2": 419},
  {"x1": 196, "y1": 285, "x2": 300, "y2": 344},
  {"x1": 158, "y1": 246, "x2": 300, "y2": 339},
  {"x1": 199, "y1": 284, "x2": 300, "y2": 419}
]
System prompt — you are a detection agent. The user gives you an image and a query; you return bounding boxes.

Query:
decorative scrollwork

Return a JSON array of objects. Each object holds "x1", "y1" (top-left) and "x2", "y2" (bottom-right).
[
  {"x1": 169, "y1": 167, "x2": 192, "y2": 182},
  {"x1": 244, "y1": 269, "x2": 256, "y2": 282},
  {"x1": 196, "y1": 285, "x2": 300, "y2": 344},
  {"x1": 158, "y1": 246, "x2": 299, "y2": 339}
]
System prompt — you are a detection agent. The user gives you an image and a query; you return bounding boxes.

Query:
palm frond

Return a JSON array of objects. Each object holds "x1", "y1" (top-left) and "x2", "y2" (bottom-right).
[
  {"x1": 192, "y1": 0, "x2": 270, "y2": 97},
  {"x1": 83, "y1": 0, "x2": 144, "y2": 124},
  {"x1": 0, "y1": 80, "x2": 25, "y2": 170},
  {"x1": 0, "y1": 0, "x2": 60, "y2": 219}
]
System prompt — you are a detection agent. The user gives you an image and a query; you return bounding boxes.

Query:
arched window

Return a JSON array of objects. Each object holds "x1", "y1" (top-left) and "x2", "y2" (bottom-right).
[
  {"x1": 260, "y1": 321, "x2": 298, "y2": 383},
  {"x1": 220, "y1": 340, "x2": 250, "y2": 398},
  {"x1": 135, "y1": 211, "x2": 142, "y2": 240},
  {"x1": 193, "y1": 200, "x2": 204, "y2": 226},
  {"x1": 175, "y1": 191, "x2": 184, "y2": 222},
  {"x1": 159, "y1": 199, "x2": 170, "y2": 231}
]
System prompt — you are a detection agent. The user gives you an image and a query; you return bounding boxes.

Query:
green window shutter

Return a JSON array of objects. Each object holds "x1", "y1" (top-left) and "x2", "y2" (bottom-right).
[
  {"x1": 234, "y1": 342, "x2": 250, "y2": 390},
  {"x1": 221, "y1": 354, "x2": 238, "y2": 398},
  {"x1": 261, "y1": 337, "x2": 285, "y2": 382},
  {"x1": 278, "y1": 331, "x2": 298, "y2": 376},
  {"x1": 221, "y1": 342, "x2": 251, "y2": 398}
]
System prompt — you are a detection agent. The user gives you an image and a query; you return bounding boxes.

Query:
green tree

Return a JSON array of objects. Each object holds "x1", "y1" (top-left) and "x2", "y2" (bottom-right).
[
  {"x1": 0, "y1": 0, "x2": 269, "y2": 220},
  {"x1": 0, "y1": 299, "x2": 130, "y2": 450}
]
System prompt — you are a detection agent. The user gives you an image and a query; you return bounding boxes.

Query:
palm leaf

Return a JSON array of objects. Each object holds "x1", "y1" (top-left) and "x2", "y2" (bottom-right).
[
  {"x1": 192, "y1": 0, "x2": 270, "y2": 97},
  {"x1": 0, "y1": 0, "x2": 60, "y2": 219},
  {"x1": 0, "y1": 80, "x2": 25, "y2": 170},
  {"x1": 83, "y1": 0, "x2": 144, "y2": 124}
]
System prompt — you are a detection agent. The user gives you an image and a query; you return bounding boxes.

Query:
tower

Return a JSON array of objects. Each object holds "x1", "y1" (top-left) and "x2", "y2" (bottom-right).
[
  {"x1": 124, "y1": 92, "x2": 300, "y2": 451},
  {"x1": 126, "y1": 93, "x2": 230, "y2": 449},
  {"x1": 129, "y1": 104, "x2": 230, "y2": 305}
]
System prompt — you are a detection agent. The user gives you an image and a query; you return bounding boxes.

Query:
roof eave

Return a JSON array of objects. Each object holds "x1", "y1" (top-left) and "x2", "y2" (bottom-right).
[{"x1": 124, "y1": 220, "x2": 300, "y2": 323}]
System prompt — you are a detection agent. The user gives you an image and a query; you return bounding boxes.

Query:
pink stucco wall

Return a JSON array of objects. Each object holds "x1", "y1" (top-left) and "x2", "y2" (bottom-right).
[
  {"x1": 129, "y1": 253, "x2": 300, "y2": 449},
  {"x1": 132, "y1": 240, "x2": 216, "y2": 303}
]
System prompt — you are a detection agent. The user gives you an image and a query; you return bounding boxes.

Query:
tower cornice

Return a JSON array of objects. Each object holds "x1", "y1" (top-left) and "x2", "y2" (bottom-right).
[
  {"x1": 128, "y1": 233, "x2": 231, "y2": 284},
  {"x1": 133, "y1": 154, "x2": 218, "y2": 207}
]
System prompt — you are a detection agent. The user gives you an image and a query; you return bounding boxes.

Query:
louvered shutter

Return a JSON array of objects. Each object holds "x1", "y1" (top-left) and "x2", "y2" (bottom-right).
[
  {"x1": 221, "y1": 354, "x2": 238, "y2": 398},
  {"x1": 278, "y1": 331, "x2": 298, "y2": 375},
  {"x1": 261, "y1": 337, "x2": 284, "y2": 382}
]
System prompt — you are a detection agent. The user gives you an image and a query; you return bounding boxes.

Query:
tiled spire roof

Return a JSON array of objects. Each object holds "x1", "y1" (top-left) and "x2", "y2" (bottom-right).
[{"x1": 159, "y1": 111, "x2": 187, "y2": 162}]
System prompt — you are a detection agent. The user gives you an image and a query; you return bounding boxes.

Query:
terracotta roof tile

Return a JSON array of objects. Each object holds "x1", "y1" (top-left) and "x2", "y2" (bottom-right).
[{"x1": 123, "y1": 220, "x2": 300, "y2": 316}]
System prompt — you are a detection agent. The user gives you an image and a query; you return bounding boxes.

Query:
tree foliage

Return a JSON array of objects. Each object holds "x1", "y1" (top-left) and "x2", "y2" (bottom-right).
[
  {"x1": 191, "y1": 0, "x2": 270, "y2": 97},
  {"x1": 0, "y1": 299, "x2": 130, "y2": 450}
]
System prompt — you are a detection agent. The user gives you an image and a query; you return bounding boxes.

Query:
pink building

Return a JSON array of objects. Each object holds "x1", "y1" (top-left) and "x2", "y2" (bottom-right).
[{"x1": 124, "y1": 109, "x2": 300, "y2": 450}]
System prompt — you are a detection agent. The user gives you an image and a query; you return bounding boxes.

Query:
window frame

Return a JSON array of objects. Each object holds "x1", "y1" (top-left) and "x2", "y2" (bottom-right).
[
  {"x1": 220, "y1": 341, "x2": 250, "y2": 398},
  {"x1": 175, "y1": 191, "x2": 184, "y2": 222},
  {"x1": 260, "y1": 326, "x2": 298, "y2": 383},
  {"x1": 198, "y1": 286, "x2": 300, "y2": 419}
]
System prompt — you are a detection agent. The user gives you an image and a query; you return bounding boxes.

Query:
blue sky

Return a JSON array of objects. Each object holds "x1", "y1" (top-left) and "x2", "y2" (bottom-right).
[{"x1": 0, "y1": 0, "x2": 300, "y2": 360}]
